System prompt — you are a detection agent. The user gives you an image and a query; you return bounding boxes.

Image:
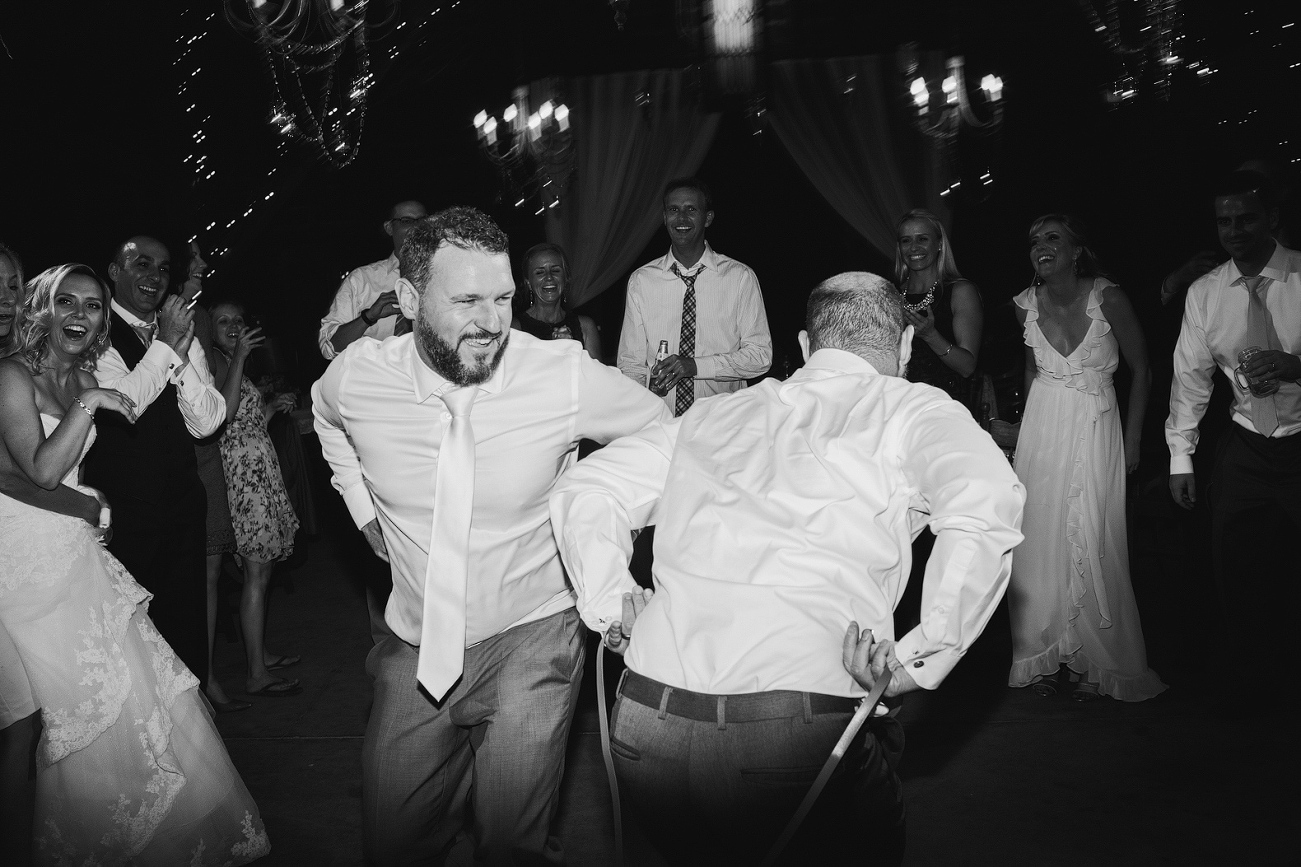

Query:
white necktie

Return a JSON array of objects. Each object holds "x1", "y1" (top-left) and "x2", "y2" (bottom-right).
[{"x1": 417, "y1": 386, "x2": 477, "y2": 700}]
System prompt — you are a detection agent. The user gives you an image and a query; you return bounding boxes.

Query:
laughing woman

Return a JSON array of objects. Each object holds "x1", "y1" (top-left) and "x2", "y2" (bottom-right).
[
  {"x1": 0, "y1": 265, "x2": 269, "y2": 864},
  {"x1": 1008, "y1": 215, "x2": 1166, "y2": 702},
  {"x1": 895, "y1": 209, "x2": 984, "y2": 415},
  {"x1": 512, "y1": 243, "x2": 602, "y2": 360}
]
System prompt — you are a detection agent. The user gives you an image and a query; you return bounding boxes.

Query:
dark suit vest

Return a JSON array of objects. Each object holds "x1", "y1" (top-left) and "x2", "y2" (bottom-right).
[{"x1": 83, "y1": 313, "x2": 200, "y2": 508}]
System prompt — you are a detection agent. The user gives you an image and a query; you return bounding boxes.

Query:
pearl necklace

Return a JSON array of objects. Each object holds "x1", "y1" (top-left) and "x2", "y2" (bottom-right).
[{"x1": 900, "y1": 279, "x2": 939, "y2": 313}]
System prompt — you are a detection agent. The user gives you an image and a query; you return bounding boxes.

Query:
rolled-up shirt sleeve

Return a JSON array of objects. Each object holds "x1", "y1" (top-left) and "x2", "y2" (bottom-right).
[
  {"x1": 319, "y1": 272, "x2": 365, "y2": 361},
  {"x1": 694, "y1": 267, "x2": 771, "y2": 383},
  {"x1": 1165, "y1": 286, "x2": 1216, "y2": 475},
  {"x1": 893, "y1": 404, "x2": 1025, "y2": 689},
  {"x1": 312, "y1": 355, "x2": 377, "y2": 528},
  {"x1": 551, "y1": 418, "x2": 680, "y2": 633}
]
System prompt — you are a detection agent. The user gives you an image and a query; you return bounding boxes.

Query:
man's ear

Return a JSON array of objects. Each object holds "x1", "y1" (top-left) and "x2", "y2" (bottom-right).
[
  {"x1": 797, "y1": 330, "x2": 811, "y2": 363},
  {"x1": 396, "y1": 277, "x2": 419, "y2": 320},
  {"x1": 704, "y1": 210, "x2": 715, "y2": 230},
  {"x1": 107, "y1": 261, "x2": 121, "y2": 283},
  {"x1": 897, "y1": 324, "x2": 915, "y2": 373},
  {"x1": 383, "y1": 220, "x2": 395, "y2": 239}
]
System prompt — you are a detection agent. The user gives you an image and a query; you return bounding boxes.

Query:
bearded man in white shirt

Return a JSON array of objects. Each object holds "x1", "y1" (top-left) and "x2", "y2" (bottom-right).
[
  {"x1": 82, "y1": 235, "x2": 228, "y2": 688},
  {"x1": 553, "y1": 271, "x2": 1025, "y2": 865},
  {"x1": 1167, "y1": 171, "x2": 1301, "y2": 680},
  {"x1": 319, "y1": 199, "x2": 427, "y2": 359},
  {"x1": 617, "y1": 177, "x2": 771, "y2": 415},
  {"x1": 313, "y1": 207, "x2": 670, "y2": 865}
]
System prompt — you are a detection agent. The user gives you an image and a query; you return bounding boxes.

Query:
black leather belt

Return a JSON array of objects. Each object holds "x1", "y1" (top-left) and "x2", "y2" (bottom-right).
[{"x1": 619, "y1": 670, "x2": 858, "y2": 724}]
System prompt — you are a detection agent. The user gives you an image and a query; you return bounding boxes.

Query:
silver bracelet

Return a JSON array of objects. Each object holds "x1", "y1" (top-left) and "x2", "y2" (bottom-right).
[{"x1": 73, "y1": 396, "x2": 95, "y2": 418}]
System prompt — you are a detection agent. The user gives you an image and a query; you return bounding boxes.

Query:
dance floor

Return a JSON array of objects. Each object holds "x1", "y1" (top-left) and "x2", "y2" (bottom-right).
[{"x1": 210, "y1": 461, "x2": 1291, "y2": 866}]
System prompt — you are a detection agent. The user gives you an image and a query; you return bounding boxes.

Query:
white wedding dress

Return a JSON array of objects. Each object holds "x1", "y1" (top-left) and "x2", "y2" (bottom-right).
[{"x1": 0, "y1": 415, "x2": 270, "y2": 866}]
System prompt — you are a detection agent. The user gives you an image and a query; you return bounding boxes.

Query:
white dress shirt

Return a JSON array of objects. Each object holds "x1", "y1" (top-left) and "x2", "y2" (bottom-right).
[
  {"x1": 617, "y1": 245, "x2": 772, "y2": 408},
  {"x1": 312, "y1": 331, "x2": 671, "y2": 648},
  {"x1": 551, "y1": 349, "x2": 1025, "y2": 696},
  {"x1": 96, "y1": 299, "x2": 226, "y2": 438},
  {"x1": 1167, "y1": 243, "x2": 1301, "y2": 473},
  {"x1": 318, "y1": 253, "x2": 403, "y2": 360}
]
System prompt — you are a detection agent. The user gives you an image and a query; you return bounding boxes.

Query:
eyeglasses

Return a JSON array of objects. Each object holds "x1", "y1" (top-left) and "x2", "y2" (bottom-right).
[{"x1": 388, "y1": 216, "x2": 426, "y2": 227}]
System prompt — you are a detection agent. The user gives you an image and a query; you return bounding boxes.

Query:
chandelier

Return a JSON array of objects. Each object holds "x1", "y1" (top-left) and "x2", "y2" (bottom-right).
[
  {"x1": 1078, "y1": 0, "x2": 1197, "y2": 106},
  {"x1": 898, "y1": 47, "x2": 1003, "y2": 199},
  {"x1": 473, "y1": 81, "x2": 576, "y2": 213},
  {"x1": 226, "y1": 0, "x2": 384, "y2": 168}
]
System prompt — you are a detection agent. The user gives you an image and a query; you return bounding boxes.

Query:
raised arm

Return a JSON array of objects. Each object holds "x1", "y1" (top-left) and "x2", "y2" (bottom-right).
[{"x1": 1102, "y1": 285, "x2": 1150, "y2": 474}]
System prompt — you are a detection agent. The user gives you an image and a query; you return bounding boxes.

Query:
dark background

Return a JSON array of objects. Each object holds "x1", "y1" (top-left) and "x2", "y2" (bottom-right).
[{"x1": 1, "y1": 1, "x2": 1296, "y2": 400}]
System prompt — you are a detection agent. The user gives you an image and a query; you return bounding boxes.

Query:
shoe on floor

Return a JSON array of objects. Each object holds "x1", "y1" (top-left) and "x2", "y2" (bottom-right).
[{"x1": 247, "y1": 677, "x2": 303, "y2": 698}]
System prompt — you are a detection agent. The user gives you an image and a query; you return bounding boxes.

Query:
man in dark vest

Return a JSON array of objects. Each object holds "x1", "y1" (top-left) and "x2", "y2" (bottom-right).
[{"x1": 83, "y1": 236, "x2": 226, "y2": 687}]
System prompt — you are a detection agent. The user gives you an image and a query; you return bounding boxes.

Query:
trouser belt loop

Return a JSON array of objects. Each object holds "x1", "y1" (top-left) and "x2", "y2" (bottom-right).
[
  {"x1": 616, "y1": 667, "x2": 629, "y2": 697},
  {"x1": 716, "y1": 695, "x2": 727, "y2": 730},
  {"x1": 802, "y1": 692, "x2": 813, "y2": 724},
  {"x1": 657, "y1": 686, "x2": 674, "y2": 720}
]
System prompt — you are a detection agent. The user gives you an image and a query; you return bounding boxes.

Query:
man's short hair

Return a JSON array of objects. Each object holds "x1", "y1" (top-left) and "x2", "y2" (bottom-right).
[
  {"x1": 805, "y1": 272, "x2": 903, "y2": 357},
  {"x1": 663, "y1": 177, "x2": 714, "y2": 212},
  {"x1": 1214, "y1": 169, "x2": 1279, "y2": 211},
  {"x1": 399, "y1": 206, "x2": 509, "y2": 293}
]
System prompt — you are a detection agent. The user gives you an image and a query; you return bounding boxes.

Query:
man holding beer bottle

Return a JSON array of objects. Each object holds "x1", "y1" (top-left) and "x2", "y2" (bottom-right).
[{"x1": 617, "y1": 177, "x2": 772, "y2": 415}]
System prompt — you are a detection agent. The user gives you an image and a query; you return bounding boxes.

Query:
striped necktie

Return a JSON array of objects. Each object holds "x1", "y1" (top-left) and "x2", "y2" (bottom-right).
[{"x1": 672, "y1": 264, "x2": 698, "y2": 417}]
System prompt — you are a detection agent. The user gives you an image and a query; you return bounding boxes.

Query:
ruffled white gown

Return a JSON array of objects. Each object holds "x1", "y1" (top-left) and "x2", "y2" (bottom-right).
[
  {"x1": 1008, "y1": 282, "x2": 1167, "y2": 702},
  {"x1": 0, "y1": 415, "x2": 271, "y2": 865}
]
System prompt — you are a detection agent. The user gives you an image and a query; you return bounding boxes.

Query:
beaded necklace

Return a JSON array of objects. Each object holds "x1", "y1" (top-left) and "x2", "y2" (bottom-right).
[{"x1": 900, "y1": 279, "x2": 940, "y2": 313}]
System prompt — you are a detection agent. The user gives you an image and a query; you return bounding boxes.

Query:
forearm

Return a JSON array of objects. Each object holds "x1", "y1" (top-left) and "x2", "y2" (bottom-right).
[
  {"x1": 0, "y1": 472, "x2": 97, "y2": 523},
  {"x1": 925, "y1": 333, "x2": 978, "y2": 378},
  {"x1": 1125, "y1": 367, "x2": 1150, "y2": 444},
  {"x1": 25, "y1": 411, "x2": 97, "y2": 488},
  {"x1": 329, "y1": 316, "x2": 371, "y2": 354}
]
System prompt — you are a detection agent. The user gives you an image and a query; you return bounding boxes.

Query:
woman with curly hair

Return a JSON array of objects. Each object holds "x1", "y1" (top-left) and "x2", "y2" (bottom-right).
[{"x1": 0, "y1": 264, "x2": 270, "y2": 865}]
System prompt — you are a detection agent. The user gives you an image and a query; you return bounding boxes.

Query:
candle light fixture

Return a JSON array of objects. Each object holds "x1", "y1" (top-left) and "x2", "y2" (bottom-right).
[{"x1": 473, "y1": 81, "x2": 576, "y2": 213}]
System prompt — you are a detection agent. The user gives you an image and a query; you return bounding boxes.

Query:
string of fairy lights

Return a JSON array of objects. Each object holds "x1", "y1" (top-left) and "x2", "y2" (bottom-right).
[{"x1": 177, "y1": 2, "x2": 462, "y2": 275}]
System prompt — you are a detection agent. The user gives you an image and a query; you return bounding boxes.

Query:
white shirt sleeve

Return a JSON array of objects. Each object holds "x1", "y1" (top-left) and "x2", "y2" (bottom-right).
[
  {"x1": 1165, "y1": 285, "x2": 1216, "y2": 475},
  {"x1": 616, "y1": 272, "x2": 651, "y2": 386},
  {"x1": 695, "y1": 267, "x2": 772, "y2": 382},
  {"x1": 94, "y1": 341, "x2": 178, "y2": 415},
  {"x1": 173, "y1": 338, "x2": 227, "y2": 438},
  {"x1": 319, "y1": 271, "x2": 365, "y2": 361},
  {"x1": 893, "y1": 404, "x2": 1025, "y2": 689},
  {"x1": 311, "y1": 355, "x2": 377, "y2": 528},
  {"x1": 550, "y1": 417, "x2": 681, "y2": 633}
]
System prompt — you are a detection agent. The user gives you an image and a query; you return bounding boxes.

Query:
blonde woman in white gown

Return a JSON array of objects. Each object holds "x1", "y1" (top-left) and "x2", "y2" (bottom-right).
[
  {"x1": 0, "y1": 264, "x2": 270, "y2": 865},
  {"x1": 1008, "y1": 215, "x2": 1166, "y2": 703}
]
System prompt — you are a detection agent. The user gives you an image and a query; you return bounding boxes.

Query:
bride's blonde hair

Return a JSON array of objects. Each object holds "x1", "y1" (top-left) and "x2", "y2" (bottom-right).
[{"x1": 19, "y1": 264, "x2": 113, "y2": 373}]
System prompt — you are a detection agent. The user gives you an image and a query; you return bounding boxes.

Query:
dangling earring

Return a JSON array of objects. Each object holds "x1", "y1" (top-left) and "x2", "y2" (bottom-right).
[{"x1": 1073, "y1": 256, "x2": 1081, "y2": 276}]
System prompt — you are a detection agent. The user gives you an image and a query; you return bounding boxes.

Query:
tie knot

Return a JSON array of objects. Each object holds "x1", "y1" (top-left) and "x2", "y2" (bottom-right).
[
  {"x1": 672, "y1": 263, "x2": 699, "y2": 286},
  {"x1": 440, "y1": 386, "x2": 476, "y2": 417},
  {"x1": 1242, "y1": 275, "x2": 1268, "y2": 295}
]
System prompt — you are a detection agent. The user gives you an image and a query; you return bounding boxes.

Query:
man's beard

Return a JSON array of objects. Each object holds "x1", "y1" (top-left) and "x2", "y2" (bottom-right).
[{"x1": 416, "y1": 316, "x2": 508, "y2": 386}]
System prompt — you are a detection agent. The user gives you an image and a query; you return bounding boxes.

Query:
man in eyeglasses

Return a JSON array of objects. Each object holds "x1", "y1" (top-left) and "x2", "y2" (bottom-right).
[{"x1": 320, "y1": 199, "x2": 428, "y2": 359}]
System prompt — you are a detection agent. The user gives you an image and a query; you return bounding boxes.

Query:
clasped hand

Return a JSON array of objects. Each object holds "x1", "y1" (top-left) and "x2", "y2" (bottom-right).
[
  {"x1": 842, "y1": 622, "x2": 918, "y2": 698},
  {"x1": 156, "y1": 296, "x2": 196, "y2": 356},
  {"x1": 1241, "y1": 349, "x2": 1301, "y2": 386}
]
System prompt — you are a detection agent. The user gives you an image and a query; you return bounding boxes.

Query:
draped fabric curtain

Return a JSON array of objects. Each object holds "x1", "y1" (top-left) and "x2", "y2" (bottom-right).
[
  {"x1": 767, "y1": 56, "x2": 951, "y2": 265},
  {"x1": 544, "y1": 70, "x2": 721, "y2": 308}
]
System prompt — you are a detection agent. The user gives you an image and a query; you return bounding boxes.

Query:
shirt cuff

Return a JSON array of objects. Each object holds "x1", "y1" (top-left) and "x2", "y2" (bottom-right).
[
  {"x1": 342, "y1": 484, "x2": 377, "y2": 528},
  {"x1": 1169, "y1": 454, "x2": 1195, "y2": 475},
  {"x1": 892, "y1": 631, "x2": 960, "y2": 690},
  {"x1": 694, "y1": 355, "x2": 718, "y2": 380}
]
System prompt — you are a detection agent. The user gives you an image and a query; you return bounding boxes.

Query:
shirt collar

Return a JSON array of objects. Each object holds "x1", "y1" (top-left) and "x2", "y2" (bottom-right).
[
  {"x1": 659, "y1": 243, "x2": 718, "y2": 275},
  {"x1": 406, "y1": 333, "x2": 509, "y2": 405},
  {"x1": 111, "y1": 298, "x2": 153, "y2": 327},
  {"x1": 383, "y1": 252, "x2": 400, "y2": 273}
]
